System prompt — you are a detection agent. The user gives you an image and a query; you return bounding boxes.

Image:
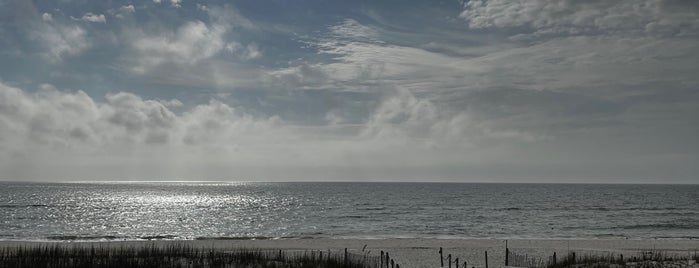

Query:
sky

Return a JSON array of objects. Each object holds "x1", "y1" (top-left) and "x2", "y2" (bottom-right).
[{"x1": 0, "y1": 0, "x2": 697, "y2": 183}]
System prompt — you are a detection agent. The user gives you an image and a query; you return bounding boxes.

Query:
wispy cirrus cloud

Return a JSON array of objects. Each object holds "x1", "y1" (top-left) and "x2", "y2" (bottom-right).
[{"x1": 460, "y1": 0, "x2": 699, "y2": 37}]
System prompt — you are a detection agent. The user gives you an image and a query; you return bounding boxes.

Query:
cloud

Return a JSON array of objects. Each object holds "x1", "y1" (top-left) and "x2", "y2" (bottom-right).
[
  {"x1": 0, "y1": 81, "x2": 283, "y2": 152},
  {"x1": 269, "y1": 19, "x2": 485, "y2": 91},
  {"x1": 119, "y1": 5, "x2": 135, "y2": 13},
  {"x1": 0, "y1": 81, "x2": 534, "y2": 178},
  {"x1": 33, "y1": 21, "x2": 90, "y2": 63},
  {"x1": 153, "y1": 0, "x2": 182, "y2": 8},
  {"x1": 361, "y1": 89, "x2": 543, "y2": 147},
  {"x1": 1, "y1": 2, "x2": 696, "y2": 181},
  {"x1": 121, "y1": 5, "x2": 262, "y2": 87},
  {"x1": 129, "y1": 20, "x2": 226, "y2": 73},
  {"x1": 112, "y1": 5, "x2": 136, "y2": 19},
  {"x1": 225, "y1": 42, "x2": 262, "y2": 60},
  {"x1": 460, "y1": 0, "x2": 699, "y2": 37},
  {"x1": 81, "y1": 13, "x2": 106, "y2": 23},
  {"x1": 328, "y1": 19, "x2": 381, "y2": 42}
]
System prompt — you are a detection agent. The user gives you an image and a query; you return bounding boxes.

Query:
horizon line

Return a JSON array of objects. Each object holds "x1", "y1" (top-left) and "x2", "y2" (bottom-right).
[{"x1": 0, "y1": 179, "x2": 697, "y2": 185}]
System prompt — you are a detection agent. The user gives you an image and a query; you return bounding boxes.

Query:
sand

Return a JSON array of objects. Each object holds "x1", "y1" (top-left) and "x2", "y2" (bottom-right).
[{"x1": 1, "y1": 238, "x2": 697, "y2": 267}]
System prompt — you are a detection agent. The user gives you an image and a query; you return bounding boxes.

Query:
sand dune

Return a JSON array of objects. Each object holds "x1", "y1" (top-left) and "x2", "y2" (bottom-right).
[{"x1": 2, "y1": 238, "x2": 697, "y2": 267}]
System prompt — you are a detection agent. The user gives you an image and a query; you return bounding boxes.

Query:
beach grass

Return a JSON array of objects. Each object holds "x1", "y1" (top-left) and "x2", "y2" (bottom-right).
[
  {"x1": 509, "y1": 249, "x2": 699, "y2": 268},
  {"x1": 0, "y1": 243, "x2": 383, "y2": 268}
]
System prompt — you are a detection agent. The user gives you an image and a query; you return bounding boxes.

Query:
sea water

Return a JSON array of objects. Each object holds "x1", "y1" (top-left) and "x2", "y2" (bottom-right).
[{"x1": 1, "y1": 182, "x2": 697, "y2": 241}]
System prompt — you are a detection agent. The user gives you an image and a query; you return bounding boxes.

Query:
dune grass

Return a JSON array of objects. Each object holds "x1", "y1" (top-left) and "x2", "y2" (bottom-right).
[
  {"x1": 509, "y1": 249, "x2": 699, "y2": 268},
  {"x1": 0, "y1": 244, "x2": 383, "y2": 268}
]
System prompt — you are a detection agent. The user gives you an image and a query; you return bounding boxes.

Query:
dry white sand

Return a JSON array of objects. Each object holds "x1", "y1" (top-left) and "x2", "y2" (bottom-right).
[{"x1": 1, "y1": 238, "x2": 697, "y2": 268}]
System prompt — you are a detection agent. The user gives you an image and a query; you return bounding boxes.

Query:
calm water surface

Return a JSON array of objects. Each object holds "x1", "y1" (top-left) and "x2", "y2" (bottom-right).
[{"x1": 0, "y1": 182, "x2": 697, "y2": 241}]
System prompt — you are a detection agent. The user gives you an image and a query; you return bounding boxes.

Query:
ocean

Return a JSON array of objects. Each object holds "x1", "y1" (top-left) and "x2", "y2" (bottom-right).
[{"x1": 1, "y1": 182, "x2": 697, "y2": 241}]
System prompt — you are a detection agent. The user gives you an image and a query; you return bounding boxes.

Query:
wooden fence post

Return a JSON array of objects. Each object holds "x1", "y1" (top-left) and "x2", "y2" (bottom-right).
[
  {"x1": 456, "y1": 257, "x2": 459, "y2": 268},
  {"x1": 485, "y1": 251, "x2": 488, "y2": 268},
  {"x1": 505, "y1": 240, "x2": 509, "y2": 266},
  {"x1": 381, "y1": 251, "x2": 384, "y2": 268},
  {"x1": 386, "y1": 252, "x2": 390, "y2": 268},
  {"x1": 391, "y1": 259, "x2": 395, "y2": 268},
  {"x1": 440, "y1": 247, "x2": 444, "y2": 267},
  {"x1": 553, "y1": 252, "x2": 557, "y2": 266},
  {"x1": 344, "y1": 248, "x2": 348, "y2": 266},
  {"x1": 448, "y1": 254, "x2": 452, "y2": 268}
]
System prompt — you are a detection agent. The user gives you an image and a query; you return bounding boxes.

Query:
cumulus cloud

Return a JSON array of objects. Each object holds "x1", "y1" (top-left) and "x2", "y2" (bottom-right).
[
  {"x1": 130, "y1": 20, "x2": 226, "y2": 73},
  {"x1": 460, "y1": 0, "x2": 699, "y2": 36},
  {"x1": 81, "y1": 13, "x2": 106, "y2": 23},
  {"x1": 361, "y1": 89, "x2": 543, "y2": 147},
  {"x1": 112, "y1": 5, "x2": 136, "y2": 19},
  {"x1": 153, "y1": 0, "x2": 182, "y2": 8},
  {"x1": 122, "y1": 5, "x2": 262, "y2": 87},
  {"x1": 1, "y1": 2, "x2": 696, "y2": 182},
  {"x1": 119, "y1": 5, "x2": 135, "y2": 14},
  {"x1": 225, "y1": 42, "x2": 262, "y2": 60},
  {"x1": 0, "y1": 81, "x2": 544, "y2": 179},
  {"x1": 33, "y1": 20, "x2": 90, "y2": 63},
  {"x1": 41, "y1": 13, "x2": 52, "y2": 22},
  {"x1": 0, "y1": 82, "x2": 284, "y2": 152}
]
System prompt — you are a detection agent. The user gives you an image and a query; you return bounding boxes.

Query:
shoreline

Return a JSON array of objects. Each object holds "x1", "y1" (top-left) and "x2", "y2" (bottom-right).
[
  {"x1": 1, "y1": 236, "x2": 698, "y2": 243},
  {"x1": 2, "y1": 238, "x2": 698, "y2": 267}
]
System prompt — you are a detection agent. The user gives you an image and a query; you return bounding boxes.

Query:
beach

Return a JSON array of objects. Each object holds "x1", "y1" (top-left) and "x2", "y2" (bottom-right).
[{"x1": 2, "y1": 238, "x2": 698, "y2": 267}]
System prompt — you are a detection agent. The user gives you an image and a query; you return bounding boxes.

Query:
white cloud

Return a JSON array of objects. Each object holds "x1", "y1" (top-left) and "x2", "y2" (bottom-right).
[
  {"x1": 41, "y1": 13, "x2": 52, "y2": 22},
  {"x1": 0, "y1": 82, "x2": 532, "y2": 179},
  {"x1": 225, "y1": 42, "x2": 262, "y2": 60},
  {"x1": 119, "y1": 5, "x2": 135, "y2": 13},
  {"x1": 269, "y1": 20, "x2": 485, "y2": 91},
  {"x1": 33, "y1": 21, "x2": 90, "y2": 63},
  {"x1": 153, "y1": 0, "x2": 182, "y2": 8},
  {"x1": 0, "y1": 79, "x2": 695, "y2": 181},
  {"x1": 0, "y1": 82, "x2": 283, "y2": 152},
  {"x1": 123, "y1": 6, "x2": 260, "y2": 87},
  {"x1": 130, "y1": 20, "x2": 226, "y2": 73},
  {"x1": 361, "y1": 89, "x2": 542, "y2": 146},
  {"x1": 81, "y1": 13, "x2": 106, "y2": 23},
  {"x1": 113, "y1": 5, "x2": 136, "y2": 19},
  {"x1": 460, "y1": 0, "x2": 699, "y2": 36},
  {"x1": 329, "y1": 19, "x2": 380, "y2": 42}
]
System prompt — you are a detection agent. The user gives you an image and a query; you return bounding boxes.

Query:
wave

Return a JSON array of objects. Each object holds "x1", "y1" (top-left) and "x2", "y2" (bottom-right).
[
  {"x1": 194, "y1": 236, "x2": 297, "y2": 240},
  {"x1": 617, "y1": 223, "x2": 699, "y2": 230},
  {"x1": 338, "y1": 215, "x2": 365, "y2": 219},
  {"x1": 0, "y1": 204, "x2": 50, "y2": 208},
  {"x1": 42, "y1": 235, "x2": 308, "y2": 241},
  {"x1": 356, "y1": 207, "x2": 386, "y2": 211},
  {"x1": 587, "y1": 207, "x2": 685, "y2": 211},
  {"x1": 46, "y1": 235, "x2": 121, "y2": 241},
  {"x1": 497, "y1": 207, "x2": 522, "y2": 211}
]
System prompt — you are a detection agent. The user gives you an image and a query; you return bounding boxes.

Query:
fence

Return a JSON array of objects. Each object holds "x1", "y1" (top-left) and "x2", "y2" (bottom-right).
[{"x1": 0, "y1": 244, "x2": 401, "y2": 268}]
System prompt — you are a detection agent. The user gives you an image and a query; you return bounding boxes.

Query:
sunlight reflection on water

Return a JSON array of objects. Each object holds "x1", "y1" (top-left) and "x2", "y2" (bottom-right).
[{"x1": 1, "y1": 182, "x2": 698, "y2": 241}]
